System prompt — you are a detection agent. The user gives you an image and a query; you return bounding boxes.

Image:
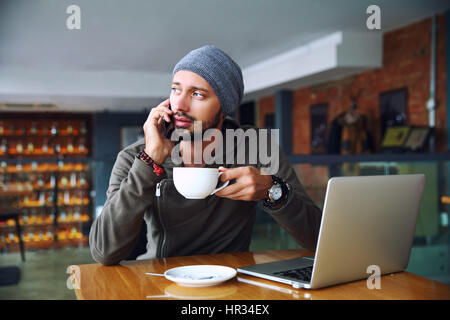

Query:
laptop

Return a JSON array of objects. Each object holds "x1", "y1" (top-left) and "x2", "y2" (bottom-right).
[{"x1": 237, "y1": 174, "x2": 426, "y2": 289}]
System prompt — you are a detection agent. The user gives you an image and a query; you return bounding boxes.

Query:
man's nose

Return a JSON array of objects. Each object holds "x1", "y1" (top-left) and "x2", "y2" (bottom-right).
[{"x1": 172, "y1": 94, "x2": 190, "y2": 113}]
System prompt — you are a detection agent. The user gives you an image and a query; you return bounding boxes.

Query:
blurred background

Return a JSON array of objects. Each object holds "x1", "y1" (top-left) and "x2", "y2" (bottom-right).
[{"x1": 0, "y1": 0, "x2": 449, "y2": 299}]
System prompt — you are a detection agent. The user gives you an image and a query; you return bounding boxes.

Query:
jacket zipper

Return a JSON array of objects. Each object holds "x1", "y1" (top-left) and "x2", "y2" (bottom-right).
[{"x1": 155, "y1": 181, "x2": 167, "y2": 258}]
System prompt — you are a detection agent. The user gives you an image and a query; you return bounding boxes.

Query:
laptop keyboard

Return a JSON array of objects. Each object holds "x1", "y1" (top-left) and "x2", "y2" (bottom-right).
[{"x1": 273, "y1": 266, "x2": 313, "y2": 282}]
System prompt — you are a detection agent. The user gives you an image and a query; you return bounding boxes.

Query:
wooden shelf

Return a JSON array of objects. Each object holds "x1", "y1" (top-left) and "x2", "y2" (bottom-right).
[
  {"x1": 32, "y1": 185, "x2": 90, "y2": 191},
  {"x1": 0, "y1": 220, "x2": 90, "y2": 230},
  {"x1": 0, "y1": 190, "x2": 34, "y2": 197},
  {"x1": 1, "y1": 153, "x2": 89, "y2": 158},
  {"x1": 2, "y1": 162, "x2": 89, "y2": 173},
  {"x1": 19, "y1": 203, "x2": 90, "y2": 209},
  {"x1": 3, "y1": 237, "x2": 89, "y2": 252},
  {"x1": 1, "y1": 133, "x2": 88, "y2": 138}
]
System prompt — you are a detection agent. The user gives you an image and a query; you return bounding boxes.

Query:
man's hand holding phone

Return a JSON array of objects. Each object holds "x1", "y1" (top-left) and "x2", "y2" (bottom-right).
[{"x1": 143, "y1": 98, "x2": 174, "y2": 164}]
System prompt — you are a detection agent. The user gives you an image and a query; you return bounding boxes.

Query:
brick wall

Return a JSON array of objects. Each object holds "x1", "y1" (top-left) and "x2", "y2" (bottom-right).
[{"x1": 257, "y1": 13, "x2": 447, "y2": 154}]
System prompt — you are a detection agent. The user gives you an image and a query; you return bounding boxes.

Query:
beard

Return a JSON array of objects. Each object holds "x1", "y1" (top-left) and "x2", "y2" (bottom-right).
[{"x1": 174, "y1": 109, "x2": 223, "y2": 141}]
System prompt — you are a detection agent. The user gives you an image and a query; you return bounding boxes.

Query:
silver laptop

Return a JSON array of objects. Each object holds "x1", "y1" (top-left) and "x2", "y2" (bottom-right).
[{"x1": 238, "y1": 174, "x2": 426, "y2": 289}]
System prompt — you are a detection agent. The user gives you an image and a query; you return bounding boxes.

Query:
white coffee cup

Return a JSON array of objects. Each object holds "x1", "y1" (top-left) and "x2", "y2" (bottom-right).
[{"x1": 173, "y1": 167, "x2": 229, "y2": 199}]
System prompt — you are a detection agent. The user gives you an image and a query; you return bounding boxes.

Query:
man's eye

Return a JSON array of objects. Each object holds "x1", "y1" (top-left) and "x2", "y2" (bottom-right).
[
  {"x1": 193, "y1": 92, "x2": 204, "y2": 98},
  {"x1": 171, "y1": 87, "x2": 180, "y2": 93}
]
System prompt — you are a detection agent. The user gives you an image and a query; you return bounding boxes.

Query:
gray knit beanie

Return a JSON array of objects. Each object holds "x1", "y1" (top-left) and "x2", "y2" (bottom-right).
[{"x1": 172, "y1": 45, "x2": 244, "y2": 116}]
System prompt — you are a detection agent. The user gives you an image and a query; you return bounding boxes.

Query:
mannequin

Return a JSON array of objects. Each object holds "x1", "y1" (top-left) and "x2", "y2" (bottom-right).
[{"x1": 326, "y1": 97, "x2": 372, "y2": 155}]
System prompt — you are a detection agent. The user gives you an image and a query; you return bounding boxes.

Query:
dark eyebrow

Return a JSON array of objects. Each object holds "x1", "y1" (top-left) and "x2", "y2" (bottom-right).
[{"x1": 172, "y1": 82, "x2": 209, "y2": 93}]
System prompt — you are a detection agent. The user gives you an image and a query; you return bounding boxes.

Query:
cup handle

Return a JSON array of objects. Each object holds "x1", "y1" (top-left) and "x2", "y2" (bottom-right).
[{"x1": 211, "y1": 172, "x2": 229, "y2": 195}]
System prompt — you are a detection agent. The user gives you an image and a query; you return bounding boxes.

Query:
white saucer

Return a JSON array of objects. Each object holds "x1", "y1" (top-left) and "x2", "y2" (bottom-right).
[{"x1": 163, "y1": 265, "x2": 237, "y2": 287}]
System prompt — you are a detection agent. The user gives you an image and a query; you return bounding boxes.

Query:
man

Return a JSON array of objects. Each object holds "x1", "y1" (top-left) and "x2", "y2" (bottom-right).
[{"x1": 89, "y1": 45, "x2": 322, "y2": 265}]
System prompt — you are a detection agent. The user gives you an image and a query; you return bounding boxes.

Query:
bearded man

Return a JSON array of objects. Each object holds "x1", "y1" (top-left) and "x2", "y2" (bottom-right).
[{"x1": 89, "y1": 45, "x2": 322, "y2": 265}]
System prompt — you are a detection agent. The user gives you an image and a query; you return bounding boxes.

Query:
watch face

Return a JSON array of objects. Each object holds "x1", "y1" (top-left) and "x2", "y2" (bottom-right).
[{"x1": 270, "y1": 184, "x2": 283, "y2": 201}]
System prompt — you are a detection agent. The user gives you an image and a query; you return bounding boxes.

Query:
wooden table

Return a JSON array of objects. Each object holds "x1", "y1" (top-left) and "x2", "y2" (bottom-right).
[{"x1": 69, "y1": 249, "x2": 450, "y2": 300}]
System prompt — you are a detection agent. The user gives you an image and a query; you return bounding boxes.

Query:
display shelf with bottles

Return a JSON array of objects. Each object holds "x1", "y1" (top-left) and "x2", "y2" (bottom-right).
[
  {"x1": 0, "y1": 113, "x2": 93, "y2": 252},
  {"x1": 0, "y1": 117, "x2": 90, "y2": 158},
  {"x1": 0, "y1": 160, "x2": 91, "y2": 252}
]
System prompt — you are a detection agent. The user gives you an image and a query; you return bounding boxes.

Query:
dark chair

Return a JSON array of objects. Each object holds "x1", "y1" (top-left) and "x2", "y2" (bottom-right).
[
  {"x1": 0, "y1": 210, "x2": 25, "y2": 262},
  {"x1": 0, "y1": 266, "x2": 21, "y2": 286}
]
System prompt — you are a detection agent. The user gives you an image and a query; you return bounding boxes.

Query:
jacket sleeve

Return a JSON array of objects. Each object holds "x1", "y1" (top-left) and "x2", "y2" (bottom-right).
[
  {"x1": 89, "y1": 149, "x2": 164, "y2": 265},
  {"x1": 261, "y1": 147, "x2": 323, "y2": 252}
]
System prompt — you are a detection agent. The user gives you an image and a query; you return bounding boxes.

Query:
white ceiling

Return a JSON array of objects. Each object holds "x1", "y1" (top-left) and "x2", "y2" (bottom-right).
[{"x1": 0, "y1": 0, "x2": 449, "y2": 112}]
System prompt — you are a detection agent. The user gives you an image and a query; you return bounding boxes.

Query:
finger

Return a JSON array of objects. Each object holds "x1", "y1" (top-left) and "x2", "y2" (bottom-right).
[
  {"x1": 215, "y1": 181, "x2": 246, "y2": 198},
  {"x1": 218, "y1": 166, "x2": 228, "y2": 180},
  {"x1": 158, "y1": 98, "x2": 170, "y2": 108},
  {"x1": 148, "y1": 99, "x2": 171, "y2": 117},
  {"x1": 159, "y1": 110, "x2": 171, "y2": 123},
  {"x1": 151, "y1": 106, "x2": 173, "y2": 123},
  {"x1": 219, "y1": 167, "x2": 248, "y2": 182},
  {"x1": 231, "y1": 185, "x2": 267, "y2": 201},
  {"x1": 155, "y1": 105, "x2": 173, "y2": 116},
  {"x1": 228, "y1": 190, "x2": 250, "y2": 200},
  {"x1": 217, "y1": 187, "x2": 252, "y2": 200},
  {"x1": 228, "y1": 194, "x2": 250, "y2": 201},
  {"x1": 220, "y1": 166, "x2": 254, "y2": 182},
  {"x1": 215, "y1": 183, "x2": 239, "y2": 197}
]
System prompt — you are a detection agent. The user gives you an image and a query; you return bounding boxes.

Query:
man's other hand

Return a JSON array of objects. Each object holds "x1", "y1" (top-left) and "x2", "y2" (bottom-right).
[{"x1": 215, "y1": 166, "x2": 273, "y2": 201}]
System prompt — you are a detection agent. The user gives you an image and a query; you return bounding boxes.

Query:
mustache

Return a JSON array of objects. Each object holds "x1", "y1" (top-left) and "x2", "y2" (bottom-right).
[{"x1": 173, "y1": 111, "x2": 196, "y2": 122}]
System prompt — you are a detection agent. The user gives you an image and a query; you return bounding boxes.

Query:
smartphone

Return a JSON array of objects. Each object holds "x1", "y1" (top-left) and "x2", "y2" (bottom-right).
[{"x1": 163, "y1": 104, "x2": 175, "y2": 138}]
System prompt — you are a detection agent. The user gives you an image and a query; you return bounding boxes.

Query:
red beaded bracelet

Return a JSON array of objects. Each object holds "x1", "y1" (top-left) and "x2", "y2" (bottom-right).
[{"x1": 137, "y1": 150, "x2": 164, "y2": 176}]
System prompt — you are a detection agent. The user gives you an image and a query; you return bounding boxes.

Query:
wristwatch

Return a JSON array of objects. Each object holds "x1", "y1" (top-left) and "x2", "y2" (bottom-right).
[{"x1": 264, "y1": 175, "x2": 289, "y2": 208}]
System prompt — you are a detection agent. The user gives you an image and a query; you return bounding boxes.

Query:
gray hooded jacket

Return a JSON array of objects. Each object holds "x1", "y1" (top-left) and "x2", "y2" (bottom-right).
[{"x1": 89, "y1": 117, "x2": 322, "y2": 265}]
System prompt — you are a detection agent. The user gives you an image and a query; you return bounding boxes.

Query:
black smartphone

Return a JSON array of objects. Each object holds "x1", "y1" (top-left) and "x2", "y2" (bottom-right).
[{"x1": 163, "y1": 104, "x2": 175, "y2": 138}]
